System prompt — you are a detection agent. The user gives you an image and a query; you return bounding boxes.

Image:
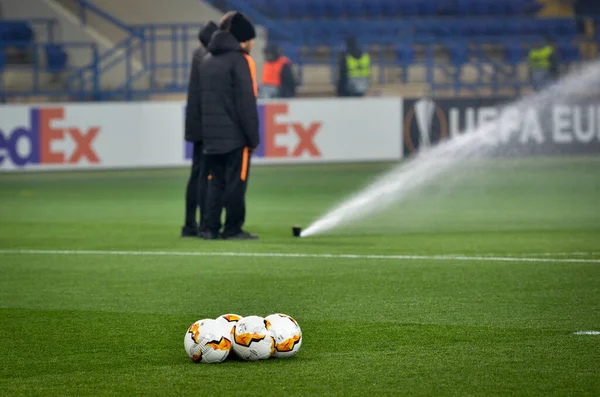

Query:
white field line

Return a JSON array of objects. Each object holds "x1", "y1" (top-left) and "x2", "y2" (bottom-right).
[
  {"x1": 523, "y1": 252, "x2": 600, "y2": 257},
  {"x1": 572, "y1": 331, "x2": 600, "y2": 335},
  {"x1": 0, "y1": 249, "x2": 599, "y2": 264}
]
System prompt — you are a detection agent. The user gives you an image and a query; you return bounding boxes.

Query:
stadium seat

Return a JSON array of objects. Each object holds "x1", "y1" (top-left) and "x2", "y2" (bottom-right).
[
  {"x1": 45, "y1": 44, "x2": 68, "y2": 73},
  {"x1": 270, "y1": 1, "x2": 290, "y2": 18},
  {"x1": 364, "y1": 0, "x2": 383, "y2": 18},
  {"x1": 0, "y1": 22, "x2": 34, "y2": 45},
  {"x1": 395, "y1": 44, "x2": 415, "y2": 82},
  {"x1": 281, "y1": 45, "x2": 302, "y2": 63},
  {"x1": 287, "y1": 0, "x2": 309, "y2": 18},
  {"x1": 396, "y1": 44, "x2": 415, "y2": 64},
  {"x1": 557, "y1": 43, "x2": 581, "y2": 63},
  {"x1": 306, "y1": 0, "x2": 325, "y2": 19},
  {"x1": 399, "y1": 0, "x2": 419, "y2": 16},
  {"x1": 346, "y1": 0, "x2": 365, "y2": 18},
  {"x1": 381, "y1": 0, "x2": 401, "y2": 17},
  {"x1": 325, "y1": 0, "x2": 344, "y2": 18},
  {"x1": 455, "y1": 0, "x2": 474, "y2": 15},
  {"x1": 447, "y1": 44, "x2": 470, "y2": 66},
  {"x1": 246, "y1": 0, "x2": 269, "y2": 14},
  {"x1": 504, "y1": 43, "x2": 526, "y2": 65}
]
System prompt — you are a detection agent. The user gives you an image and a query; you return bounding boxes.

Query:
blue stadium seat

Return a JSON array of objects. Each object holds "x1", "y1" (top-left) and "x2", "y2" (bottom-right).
[
  {"x1": 455, "y1": 0, "x2": 475, "y2": 15},
  {"x1": 324, "y1": 0, "x2": 344, "y2": 18},
  {"x1": 396, "y1": 44, "x2": 415, "y2": 64},
  {"x1": 486, "y1": 1, "x2": 507, "y2": 15},
  {"x1": 395, "y1": 44, "x2": 415, "y2": 82},
  {"x1": 399, "y1": 0, "x2": 419, "y2": 16},
  {"x1": 381, "y1": 0, "x2": 402, "y2": 17},
  {"x1": 364, "y1": 0, "x2": 383, "y2": 17},
  {"x1": 0, "y1": 50, "x2": 5, "y2": 72},
  {"x1": 0, "y1": 22, "x2": 34, "y2": 44},
  {"x1": 504, "y1": 43, "x2": 526, "y2": 65},
  {"x1": 446, "y1": 44, "x2": 470, "y2": 66},
  {"x1": 287, "y1": 0, "x2": 309, "y2": 18},
  {"x1": 346, "y1": 0, "x2": 365, "y2": 18},
  {"x1": 418, "y1": 0, "x2": 440, "y2": 15},
  {"x1": 271, "y1": 1, "x2": 290, "y2": 18},
  {"x1": 306, "y1": 0, "x2": 325, "y2": 18},
  {"x1": 45, "y1": 44, "x2": 68, "y2": 73},
  {"x1": 280, "y1": 45, "x2": 302, "y2": 63},
  {"x1": 557, "y1": 42, "x2": 581, "y2": 63},
  {"x1": 246, "y1": 0, "x2": 269, "y2": 14}
]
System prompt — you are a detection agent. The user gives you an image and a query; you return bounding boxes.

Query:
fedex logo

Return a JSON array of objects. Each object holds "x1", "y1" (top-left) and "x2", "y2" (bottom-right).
[
  {"x1": 0, "y1": 107, "x2": 100, "y2": 167},
  {"x1": 256, "y1": 103, "x2": 321, "y2": 158},
  {"x1": 184, "y1": 102, "x2": 322, "y2": 160}
]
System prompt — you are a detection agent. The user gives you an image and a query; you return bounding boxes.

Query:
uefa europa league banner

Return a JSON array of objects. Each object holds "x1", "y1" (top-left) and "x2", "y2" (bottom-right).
[{"x1": 402, "y1": 97, "x2": 600, "y2": 156}]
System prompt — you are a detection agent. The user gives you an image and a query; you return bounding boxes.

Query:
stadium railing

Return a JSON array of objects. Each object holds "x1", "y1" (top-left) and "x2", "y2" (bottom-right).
[{"x1": 0, "y1": 41, "x2": 99, "y2": 101}]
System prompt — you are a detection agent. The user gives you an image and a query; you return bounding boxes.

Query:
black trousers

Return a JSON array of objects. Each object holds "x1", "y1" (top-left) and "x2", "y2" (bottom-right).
[
  {"x1": 184, "y1": 142, "x2": 209, "y2": 230},
  {"x1": 205, "y1": 147, "x2": 250, "y2": 236}
]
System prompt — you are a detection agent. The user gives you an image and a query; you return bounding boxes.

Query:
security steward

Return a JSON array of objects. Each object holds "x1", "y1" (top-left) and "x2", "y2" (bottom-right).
[
  {"x1": 260, "y1": 43, "x2": 297, "y2": 99},
  {"x1": 197, "y1": 12, "x2": 260, "y2": 240},
  {"x1": 528, "y1": 39, "x2": 559, "y2": 91},
  {"x1": 337, "y1": 35, "x2": 371, "y2": 97},
  {"x1": 182, "y1": 21, "x2": 218, "y2": 238}
]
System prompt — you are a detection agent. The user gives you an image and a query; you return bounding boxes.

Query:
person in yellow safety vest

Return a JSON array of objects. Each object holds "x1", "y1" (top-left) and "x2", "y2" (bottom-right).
[
  {"x1": 337, "y1": 35, "x2": 371, "y2": 97},
  {"x1": 528, "y1": 39, "x2": 559, "y2": 91},
  {"x1": 260, "y1": 43, "x2": 297, "y2": 99}
]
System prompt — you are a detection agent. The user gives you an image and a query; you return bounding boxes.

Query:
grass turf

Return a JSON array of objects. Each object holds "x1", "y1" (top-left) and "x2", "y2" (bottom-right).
[{"x1": 0, "y1": 157, "x2": 599, "y2": 396}]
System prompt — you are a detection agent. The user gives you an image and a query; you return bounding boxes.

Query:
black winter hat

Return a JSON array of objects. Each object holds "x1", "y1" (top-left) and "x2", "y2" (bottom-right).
[
  {"x1": 222, "y1": 12, "x2": 256, "y2": 43},
  {"x1": 198, "y1": 21, "x2": 218, "y2": 47}
]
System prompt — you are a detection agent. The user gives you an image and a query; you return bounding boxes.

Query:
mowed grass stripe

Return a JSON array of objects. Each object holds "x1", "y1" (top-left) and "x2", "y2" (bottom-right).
[{"x1": 1, "y1": 249, "x2": 599, "y2": 264}]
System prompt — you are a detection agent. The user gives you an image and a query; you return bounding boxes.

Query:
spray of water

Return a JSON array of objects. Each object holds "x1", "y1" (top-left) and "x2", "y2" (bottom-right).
[{"x1": 301, "y1": 62, "x2": 600, "y2": 238}]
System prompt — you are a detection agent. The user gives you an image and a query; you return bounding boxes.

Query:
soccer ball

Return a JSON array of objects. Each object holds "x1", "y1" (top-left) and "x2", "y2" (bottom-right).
[
  {"x1": 231, "y1": 315, "x2": 275, "y2": 361},
  {"x1": 184, "y1": 319, "x2": 232, "y2": 363},
  {"x1": 265, "y1": 313, "x2": 302, "y2": 358},
  {"x1": 216, "y1": 313, "x2": 242, "y2": 336}
]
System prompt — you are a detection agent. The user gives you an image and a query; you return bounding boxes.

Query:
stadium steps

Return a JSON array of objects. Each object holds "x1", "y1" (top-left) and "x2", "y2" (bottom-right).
[
  {"x1": 536, "y1": 0, "x2": 574, "y2": 18},
  {"x1": 1, "y1": 69, "x2": 66, "y2": 92}
]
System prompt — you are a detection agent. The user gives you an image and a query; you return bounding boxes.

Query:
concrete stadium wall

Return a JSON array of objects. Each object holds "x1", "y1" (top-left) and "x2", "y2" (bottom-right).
[{"x1": 2, "y1": 0, "x2": 142, "y2": 90}]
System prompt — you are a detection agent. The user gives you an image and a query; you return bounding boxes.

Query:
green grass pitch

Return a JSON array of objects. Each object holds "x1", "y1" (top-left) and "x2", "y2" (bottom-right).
[{"x1": 1, "y1": 157, "x2": 599, "y2": 396}]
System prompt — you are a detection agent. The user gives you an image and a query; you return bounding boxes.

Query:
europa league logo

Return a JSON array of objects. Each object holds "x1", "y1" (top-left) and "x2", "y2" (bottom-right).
[{"x1": 404, "y1": 98, "x2": 448, "y2": 153}]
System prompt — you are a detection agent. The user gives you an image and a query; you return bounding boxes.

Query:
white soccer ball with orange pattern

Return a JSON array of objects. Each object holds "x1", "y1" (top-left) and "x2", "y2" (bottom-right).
[
  {"x1": 215, "y1": 313, "x2": 242, "y2": 336},
  {"x1": 265, "y1": 313, "x2": 302, "y2": 358},
  {"x1": 184, "y1": 319, "x2": 232, "y2": 363},
  {"x1": 231, "y1": 315, "x2": 275, "y2": 361}
]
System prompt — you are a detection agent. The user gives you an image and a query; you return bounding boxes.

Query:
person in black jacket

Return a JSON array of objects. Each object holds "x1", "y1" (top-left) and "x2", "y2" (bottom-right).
[
  {"x1": 196, "y1": 12, "x2": 260, "y2": 240},
  {"x1": 182, "y1": 21, "x2": 219, "y2": 238}
]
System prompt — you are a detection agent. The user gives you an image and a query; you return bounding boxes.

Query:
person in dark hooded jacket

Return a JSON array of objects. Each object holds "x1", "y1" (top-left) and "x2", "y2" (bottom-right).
[
  {"x1": 336, "y1": 35, "x2": 372, "y2": 97},
  {"x1": 196, "y1": 11, "x2": 260, "y2": 240},
  {"x1": 181, "y1": 21, "x2": 219, "y2": 238}
]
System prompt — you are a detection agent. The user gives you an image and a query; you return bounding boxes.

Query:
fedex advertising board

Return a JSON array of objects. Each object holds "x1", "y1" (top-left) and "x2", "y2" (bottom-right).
[
  {"x1": 185, "y1": 98, "x2": 403, "y2": 164},
  {"x1": 1, "y1": 98, "x2": 402, "y2": 172},
  {"x1": 254, "y1": 98, "x2": 402, "y2": 163},
  {"x1": 0, "y1": 102, "x2": 185, "y2": 171}
]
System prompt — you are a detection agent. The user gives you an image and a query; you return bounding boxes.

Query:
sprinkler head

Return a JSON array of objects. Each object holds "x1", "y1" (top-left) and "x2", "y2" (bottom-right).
[{"x1": 292, "y1": 226, "x2": 302, "y2": 237}]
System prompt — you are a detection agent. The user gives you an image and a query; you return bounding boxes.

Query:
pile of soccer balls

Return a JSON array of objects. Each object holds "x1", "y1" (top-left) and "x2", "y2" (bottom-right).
[{"x1": 184, "y1": 313, "x2": 302, "y2": 363}]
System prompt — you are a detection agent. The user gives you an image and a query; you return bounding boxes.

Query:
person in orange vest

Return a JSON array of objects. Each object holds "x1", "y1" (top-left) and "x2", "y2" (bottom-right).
[{"x1": 260, "y1": 43, "x2": 297, "y2": 99}]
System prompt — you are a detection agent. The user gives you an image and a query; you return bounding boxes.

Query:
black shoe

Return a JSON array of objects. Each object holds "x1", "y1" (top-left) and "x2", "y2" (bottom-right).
[
  {"x1": 203, "y1": 231, "x2": 222, "y2": 240},
  {"x1": 222, "y1": 231, "x2": 259, "y2": 240},
  {"x1": 181, "y1": 226, "x2": 199, "y2": 238}
]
